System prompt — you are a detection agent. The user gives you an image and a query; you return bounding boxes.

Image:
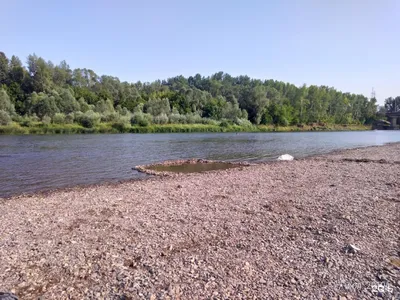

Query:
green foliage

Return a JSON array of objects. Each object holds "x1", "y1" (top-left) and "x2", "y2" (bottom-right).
[
  {"x1": 0, "y1": 52, "x2": 9, "y2": 84},
  {"x1": 78, "y1": 97, "x2": 92, "y2": 113},
  {"x1": 63, "y1": 113, "x2": 74, "y2": 124},
  {"x1": 75, "y1": 110, "x2": 101, "y2": 128},
  {"x1": 0, "y1": 122, "x2": 369, "y2": 135},
  {"x1": 186, "y1": 113, "x2": 203, "y2": 124},
  {"x1": 145, "y1": 98, "x2": 170, "y2": 116},
  {"x1": 201, "y1": 118, "x2": 219, "y2": 125},
  {"x1": 235, "y1": 118, "x2": 253, "y2": 127},
  {"x1": 131, "y1": 111, "x2": 153, "y2": 127},
  {"x1": 0, "y1": 110, "x2": 12, "y2": 125},
  {"x1": 52, "y1": 113, "x2": 66, "y2": 124},
  {"x1": 264, "y1": 103, "x2": 294, "y2": 126},
  {"x1": 153, "y1": 113, "x2": 169, "y2": 124},
  {"x1": 203, "y1": 96, "x2": 225, "y2": 119},
  {"x1": 0, "y1": 51, "x2": 383, "y2": 134},
  {"x1": 57, "y1": 89, "x2": 80, "y2": 113},
  {"x1": 101, "y1": 111, "x2": 119, "y2": 122},
  {"x1": 111, "y1": 119, "x2": 131, "y2": 132},
  {"x1": 42, "y1": 115, "x2": 52, "y2": 124},
  {"x1": 0, "y1": 89, "x2": 15, "y2": 114},
  {"x1": 219, "y1": 120, "x2": 231, "y2": 127},
  {"x1": 168, "y1": 111, "x2": 187, "y2": 124},
  {"x1": 28, "y1": 92, "x2": 59, "y2": 118},
  {"x1": 95, "y1": 99, "x2": 115, "y2": 114}
]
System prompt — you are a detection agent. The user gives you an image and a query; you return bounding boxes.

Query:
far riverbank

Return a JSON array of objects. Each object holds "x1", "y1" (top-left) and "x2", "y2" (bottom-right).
[{"x1": 0, "y1": 122, "x2": 369, "y2": 135}]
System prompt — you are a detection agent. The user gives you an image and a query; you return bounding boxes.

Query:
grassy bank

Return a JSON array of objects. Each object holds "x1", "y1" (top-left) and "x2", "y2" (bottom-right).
[{"x1": 0, "y1": 122, "x2": 371, "y2": 135}]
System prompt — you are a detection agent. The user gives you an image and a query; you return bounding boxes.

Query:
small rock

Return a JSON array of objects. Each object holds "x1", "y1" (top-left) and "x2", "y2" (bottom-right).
[
  {"x1": 344, "y1": 244, "x2": 360, "y2": 254},
  {"x1": 277, "y1": 154, "x2": 294, "y2": 161},
  {"x1": 377, "y1": 273, "x2": 388, "y2": 281},
  {"x1": 262, "y1": 203, "x2": 273, "y2": 211}
]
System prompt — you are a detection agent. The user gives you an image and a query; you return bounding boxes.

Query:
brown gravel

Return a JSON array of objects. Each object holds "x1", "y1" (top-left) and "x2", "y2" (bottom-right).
[{"x1": 1, "y1": 143, "x2": 399, "y2": 300}]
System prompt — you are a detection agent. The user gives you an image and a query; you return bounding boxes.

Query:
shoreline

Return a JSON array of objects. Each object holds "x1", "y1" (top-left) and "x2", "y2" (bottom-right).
[
  {"x1": 0, "y1": 123, "x2": 371, "y2": 135},
  {"x1": 0, "y1": 143, "x2": 399, "y2": 299}
]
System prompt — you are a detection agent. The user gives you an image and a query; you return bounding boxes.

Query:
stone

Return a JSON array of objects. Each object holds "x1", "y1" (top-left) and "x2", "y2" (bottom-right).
[
  {"x1": 277, "y1": 154, "x2": 294, "y2": 161},
  {"x1": 344, "y1": 244, "x2": 360, "y2": 254}
]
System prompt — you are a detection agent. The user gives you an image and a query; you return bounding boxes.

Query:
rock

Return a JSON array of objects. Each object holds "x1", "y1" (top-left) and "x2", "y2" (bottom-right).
[
  {"x1": 377, "y1": 273, "x2": 388, "y2": 281},
  {"x1": 344, "y1": 244, "x2": 360, "y2": 254},
  {"x1": 277, "y1": 154, "x2": 294, "y2": 161}
]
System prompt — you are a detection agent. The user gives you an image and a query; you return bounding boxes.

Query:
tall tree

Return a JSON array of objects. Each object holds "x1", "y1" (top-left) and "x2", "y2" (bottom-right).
[{"x1": 0, "y1": 52, "x2": 9, "y2": 84}]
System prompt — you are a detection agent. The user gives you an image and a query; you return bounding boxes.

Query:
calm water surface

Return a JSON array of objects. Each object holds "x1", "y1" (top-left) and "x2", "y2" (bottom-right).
[{"x1": 1, "y1": 131, "x2": 399, "y2": 197}]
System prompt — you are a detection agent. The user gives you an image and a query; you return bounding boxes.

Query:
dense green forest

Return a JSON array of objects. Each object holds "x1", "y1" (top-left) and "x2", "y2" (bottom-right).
[{"x1": 0, "y1": 51, "x2": 388, "y2": 133}]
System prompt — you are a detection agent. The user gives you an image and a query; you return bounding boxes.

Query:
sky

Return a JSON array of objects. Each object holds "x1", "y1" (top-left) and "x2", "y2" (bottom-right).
[{"x1": 2, "y1": 0, "x2": 399, "y2": 104}]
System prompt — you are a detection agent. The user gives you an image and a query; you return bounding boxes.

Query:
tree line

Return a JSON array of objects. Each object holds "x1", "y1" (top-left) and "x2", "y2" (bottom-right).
[{"x1": 0, "y1": 51, "x2": 387, "y2": 129}]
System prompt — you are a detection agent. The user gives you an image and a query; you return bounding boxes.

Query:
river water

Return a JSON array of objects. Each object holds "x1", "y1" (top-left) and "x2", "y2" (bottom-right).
[{"x1": 1, "y1": 131, "x2": 399, "y2": 197}]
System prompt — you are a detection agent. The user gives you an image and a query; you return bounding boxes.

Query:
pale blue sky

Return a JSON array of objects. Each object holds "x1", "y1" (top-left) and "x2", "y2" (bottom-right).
[{"x1": 2, "y1": 0, "x2": 399, "y2": 104}]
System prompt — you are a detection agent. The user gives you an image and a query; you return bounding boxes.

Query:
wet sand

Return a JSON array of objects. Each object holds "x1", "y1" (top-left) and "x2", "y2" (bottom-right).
[{"x1": 0, "y1": 143, "x2": 399, "y2": 299}]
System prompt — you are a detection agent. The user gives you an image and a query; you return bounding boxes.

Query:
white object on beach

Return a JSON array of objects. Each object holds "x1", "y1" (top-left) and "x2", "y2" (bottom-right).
[{"x1": 277, "y1": 154, "x2": 294, "y2": 161}]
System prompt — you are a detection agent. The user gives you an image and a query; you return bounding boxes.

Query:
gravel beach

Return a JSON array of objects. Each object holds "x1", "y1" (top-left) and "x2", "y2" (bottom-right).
[{"x1": 1, "y1": 143, "x2": 399, "y2": 299}]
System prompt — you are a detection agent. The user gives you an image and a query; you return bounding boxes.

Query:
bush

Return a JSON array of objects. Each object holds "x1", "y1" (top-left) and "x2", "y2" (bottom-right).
[
  {"x1": 74, "y1": 111, "x2": 84, "y2": 120},
  {"x1": 260, "y1": 112, "x2": 273, "y2": 125},
  {"x1": 65, "y1": 113, "x2": 75, "y2": 124},
  {"x1": 42, "y1": 115, "x2": 52, "y2": 125},
  {"x1": 168, "y1": 113, "x2": 187, "y2": 124},
  {"x1": 76, "y1": 110, "x2": 101, "y2": 128},
  {"x1": 235, "y1": 118, "x2": 253, "y2": 127},
  {"x1": 0, "y1": 110, "x2": 12, "y2": 125},
  {"x1": 131, "y1": 112, "x2": 153, "y2": 127},
  {"x1": 186, "y1": 113, "x2": 202, "y2": 124},
  {"x1": 19, "y1": 115, "x2": 33, "y2": 127},
  {"x1": 278, "y1": 117, "x2": 289, "y2": 126},
  {"x1": 31, "y1": 114, "x2": 40, "y2": 122},
  {"x1": 101, "y1": 112, "x2": 119, "y2": 122},
  {"x1": 241, "y1": 109, "x2": 249, "y2": 120},
  {"x1": 219, "y1": 119, "x2": 231, "y2": 127},
  {"x1": 11, "y1": 114, "x2": 24, "y2": 123},
  {"x1": 201, "y1": 118, "x2": 219, "y2": 125},
  {"x1": 145, "y1": 98, "x2": 170, "y2": 116},
  {"x1": 0, "y1": 123, "x2": 28, "y2": 134},
  {"x1": 111, "y1": 120, "x2": 131, "y2": 132},
  {"x1": 153, "y1": 113, "x2": 169, "y2": 124},
  {"x1": 53, "y1": 113, "x2": 66, "y2": 124}
]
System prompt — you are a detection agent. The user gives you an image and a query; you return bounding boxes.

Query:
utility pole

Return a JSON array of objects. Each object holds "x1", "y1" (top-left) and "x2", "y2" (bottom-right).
[{"x1": 371, "y1": 87, "x2": 376, "y2": 100}]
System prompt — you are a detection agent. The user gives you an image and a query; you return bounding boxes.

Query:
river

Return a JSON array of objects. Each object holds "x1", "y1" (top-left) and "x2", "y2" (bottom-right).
[{"x1": 1, "y1": 131, "x2": 399, "y2": 197}]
